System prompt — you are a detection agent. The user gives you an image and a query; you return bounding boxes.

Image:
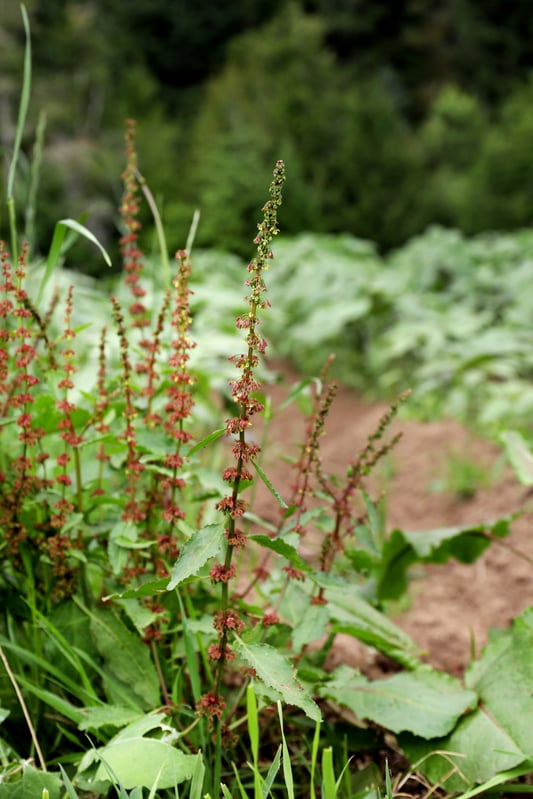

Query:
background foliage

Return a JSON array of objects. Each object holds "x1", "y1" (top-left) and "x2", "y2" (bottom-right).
[{"x1": 3, "y1": 0, "x2": 533, "y2": 264}]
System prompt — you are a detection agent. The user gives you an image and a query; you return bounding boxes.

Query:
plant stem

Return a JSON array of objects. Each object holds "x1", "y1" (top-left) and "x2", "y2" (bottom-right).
[{"x1": 0, "y1": 646, "x2": 46, "y2": 771}]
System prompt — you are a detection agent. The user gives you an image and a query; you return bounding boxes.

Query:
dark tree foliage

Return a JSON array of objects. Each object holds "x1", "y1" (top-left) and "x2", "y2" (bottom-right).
[
  {"x1": 99, "y1": 0, "x2": 285, "y2": 89},
  {"x1": 302, "y1": 0, "x2": 533, "y2": 115},
  {"x1": 4, "y1": 0, "x2": 533, "y2": 261}
]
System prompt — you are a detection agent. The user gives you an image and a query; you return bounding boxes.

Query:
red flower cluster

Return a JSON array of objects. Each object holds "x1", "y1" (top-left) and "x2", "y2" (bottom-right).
[{"x1": 119, "y1": 119, "x2": 149, "y2": 330}]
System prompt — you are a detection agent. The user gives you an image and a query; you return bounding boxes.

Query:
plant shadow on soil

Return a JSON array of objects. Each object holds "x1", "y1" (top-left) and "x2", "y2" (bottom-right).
[{"x1": 252, "y1": 364, "x2": 533, "y2": 677}]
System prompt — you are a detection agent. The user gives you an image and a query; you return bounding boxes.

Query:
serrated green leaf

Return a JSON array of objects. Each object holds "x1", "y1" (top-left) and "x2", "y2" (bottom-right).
[
  {"x1": 78, "y1": 706, "x2": 144, "y2": 731},
  {"x1": 320, "y1": 665, "x2": 477, "y2": 738},
  {"x1": 167, "y1": 524, "x2": 225, "y2": 589},
  {"x1": 235, "y1": 638, "x2": 320, "y2": 721}
]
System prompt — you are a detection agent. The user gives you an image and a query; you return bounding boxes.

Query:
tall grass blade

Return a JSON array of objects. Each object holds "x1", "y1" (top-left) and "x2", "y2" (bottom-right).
[
  {"x1": 384, "y1": 759, "x2": 393, "y2": 799},
  {"x1": 188, "y1": 753, "x2": 206, "y2": 799},
  {"x1": 25, "y1": 603, "x2": 97, "y2": 698},
  {"x1": 263, "y1": 746, "x2": 282, "y2": 797},
  {"x1": 136, "y1": 169, "x2": 170, "y2": 289},
  {"x1": 322, "y1": 747, "x2": 336, "y2": 799},
  {"x1": 25, "y1": 108, "x2": 46, "y2": 252},
  {"x1": 176, "y1": 592, "x2": 202, "y2": 704},
  {"x1": 7, "y1": 3, "x2": 32, "y2": 263},
  {"x1": 309, "y1": 716, "x2": 321, "y2": 799},
  {"x1": 246, "y1": 684, "x2": 262, "y2": 799},
  {"x1": 277, "y1": 702, "x2": 294, "y2": 799},
  {"x1": 185, "y1": 209, "x2": 201, "y2": 254},
  {"x1": 59, "y1": 764, "x2": 80, "y2": 799},
  {"x1": 230, "y1": 762, "x2": 250, "y2": 799}
]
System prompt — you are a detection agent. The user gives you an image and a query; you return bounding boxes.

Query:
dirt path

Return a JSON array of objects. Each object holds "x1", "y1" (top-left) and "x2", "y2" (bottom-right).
[{"x1": 253, "y1": 366, "x2": 533, "y2": 675}]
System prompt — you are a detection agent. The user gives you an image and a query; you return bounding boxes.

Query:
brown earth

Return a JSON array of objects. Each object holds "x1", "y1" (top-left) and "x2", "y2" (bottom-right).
[{"x1": 253, "y1": 365, "x2": 533, "y2": 676}]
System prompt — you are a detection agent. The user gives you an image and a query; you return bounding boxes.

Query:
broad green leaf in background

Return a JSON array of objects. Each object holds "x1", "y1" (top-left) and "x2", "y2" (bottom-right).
[
  {"x1": 108, "y1": 520, "x2": 152, "y2": 575},
  {"x1": 400, "y1": 707, "x2": 527, "y2": 792},
  {"x1": 320, "y1": 665, "x2": 477, "y2": 738},
  {"x1": 93, "y1": 739, "x2": 198, "y2": 788},
  {"x1": 326, "y1": 586, "x2": 421, "y2": 668},
  {"x1": 0, "y1": 764, "x2": 62, "y2": 799},
  {"x1": 501, "y1": 430, "x2": 533, "y2": 486},
  {"x1": 292, "y1": 602, "x2": 330, "y2": 654},
  {"x1": 167, "y1": 523, "x2": 225, "y2": 589},
  {"x1": 116, "y1": 597, "x2": 163, "y2": 635},
  {"x1": 78, "y1": 714, "x2": 199, "y2": 789},
  {"x1": 86, "y1": 607, "x2": 160, "y2": 709},
  {"x1": 235, "y1": 638, "x2": 320, "y2": 721},
  {"x1": 466, "y1": 614, "x2": 533, "y2": 755},
  {"x1": 375, "y1": 518, "x2": 510, "y2": 602},
  {"x1": 400, "y1": 609, "x2": 533, "y2": 790}
]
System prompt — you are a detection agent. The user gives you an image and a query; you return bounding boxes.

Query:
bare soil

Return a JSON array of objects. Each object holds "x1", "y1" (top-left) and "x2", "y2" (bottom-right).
[{"x1": 253, "y1": 365, "x2": 533, "y2": 676}]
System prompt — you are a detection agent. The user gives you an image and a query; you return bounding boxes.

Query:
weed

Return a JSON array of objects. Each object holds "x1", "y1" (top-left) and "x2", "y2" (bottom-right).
[{"x1": 0, "y1": 14, "x2": 530, "y2": 798}]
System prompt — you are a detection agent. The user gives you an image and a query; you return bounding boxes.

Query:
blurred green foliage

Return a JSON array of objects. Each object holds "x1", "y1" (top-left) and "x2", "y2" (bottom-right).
[{"x1": 3, "y1": 0, "x2": 533, "y2": 267}]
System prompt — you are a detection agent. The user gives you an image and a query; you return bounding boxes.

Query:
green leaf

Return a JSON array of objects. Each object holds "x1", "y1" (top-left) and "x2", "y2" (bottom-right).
[
  {"x1": 292, "y1": 603, "x2": 329, "y2": 654},
  {"x1": 78, "y1": 706, "x2": 144, "y2": 732},
  {"x1": 40, "y1": 217, "x2": 111, "y2": 302},
  {"x1": 376, "y1": 519, "x2": 510, "y2": 602},
  {"x1": 108, "y1": 521, "x2": 137, "y2": 575},
  {"x1": 93, "y1": 739, "x2": 199, "y2": 789},
  {"x1": 58, "y1": 218, "x2": 112, "y2": 265},
  {"x1": 320, "y1": 665, "x2": 477, "y2": 738},
  {"x1": 104, "y1": 577, "x2": 169, "y2": 602},
  {"x1": 277, "y1": 702, "x2": 295, "y2": 799},
  {"x1": 466, "y1": 615, "x2": 533, "y2": 755},
  {"x1": 249, "y1": 534, "x2": 311, "y2": 574},
  {"x1": 251, "y1": 460, "x2": 288, "y2": 509},
  {"x1": 326, "y1": 587, "x2": 421, "y2": 668},
  {"x1": 167, "y1": 524, "x2": 225, "y2": 589},
  {"x1": 8, "y1": 765, "x2": 62, "y2": 799},
  {"x1": 235, "y1": 638, "x2": 320, "y2": 721},
  {"x1": 86, "y1": 607, "x2": 160, "y2": 709},
  {"x1": 398, "y1": 613, "x2": 533, "y2": 790},
  {"x1": 501, "y1": 430, "x2": 533, "y2": 486},
  {"x1": 400, "y1": 710, "x2": 527, "y2": 792},
  {"x1": 186, "y1": 427, "x2": 226, "y2": 456}
]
